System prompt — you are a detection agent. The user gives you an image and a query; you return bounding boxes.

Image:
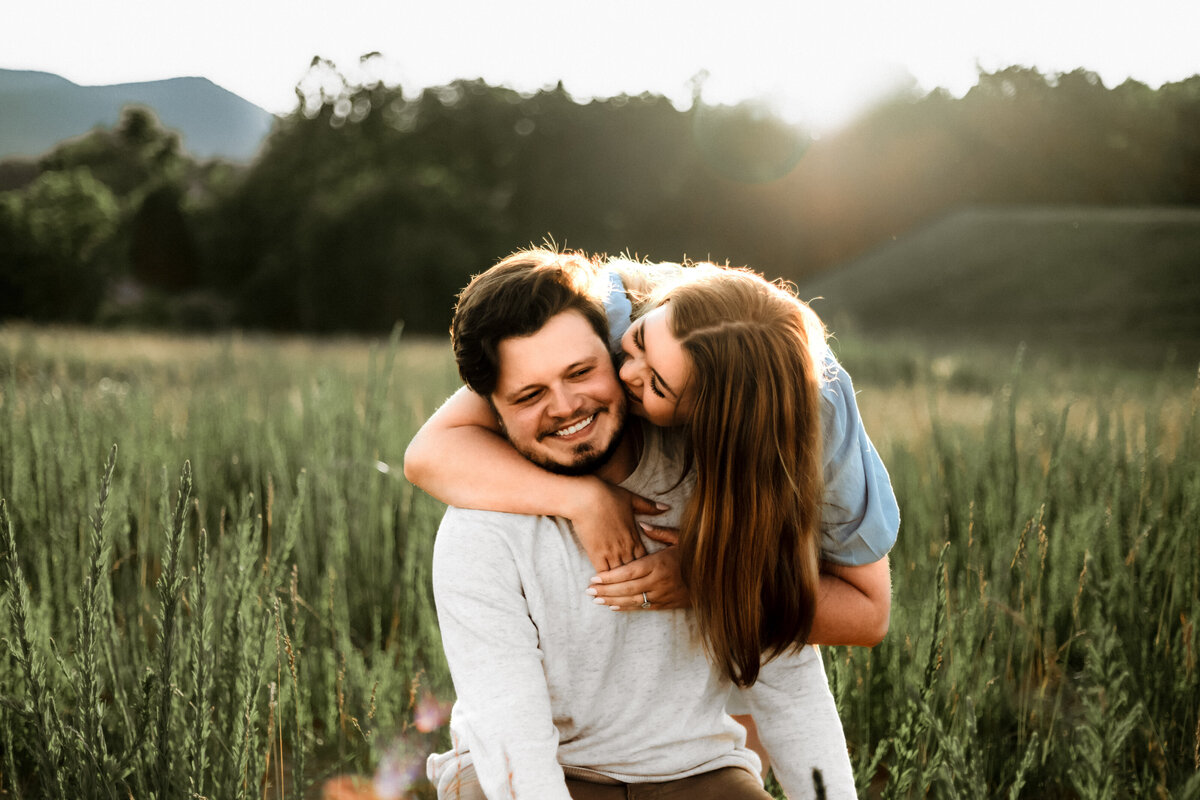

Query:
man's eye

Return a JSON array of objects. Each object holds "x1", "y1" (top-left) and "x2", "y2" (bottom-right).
[
  {"x1": 569, "y1": 367, "x2": 592, "y2": 379},
  {"x1": 515, "y1": 391, "x2": 540, "y2": 404}
]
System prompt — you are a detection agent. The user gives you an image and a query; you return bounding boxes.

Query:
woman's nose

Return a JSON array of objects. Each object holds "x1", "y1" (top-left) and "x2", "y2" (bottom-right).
[{"x1": 619, "y1": 352, "x2": 641, "y2": 385}]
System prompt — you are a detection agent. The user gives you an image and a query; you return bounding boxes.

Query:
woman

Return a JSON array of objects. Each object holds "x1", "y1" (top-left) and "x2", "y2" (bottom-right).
[{"x1": 404, "y1": 248, "x2": 898, "y2": 797}]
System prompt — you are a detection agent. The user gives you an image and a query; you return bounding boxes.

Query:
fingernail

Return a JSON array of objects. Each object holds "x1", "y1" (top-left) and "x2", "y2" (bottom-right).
[
  {"x1": 590, "y1": 576, "x2": 602, "y2": 584},
  {"x1": 655, "y1": 502, "x2": 669, "y2": 510},
  {"x1": 638, "y1": 521, "x2": 652, "y2": 532},
  {"x1": 585, "y1": 588, "x2": 597, "y2": 596},
  {"x1": 593, "y1": 597, "x2": 608, "y2": 605},
  {"x1": 609, "y1": 605, "x2": 621, "y2": 611}
]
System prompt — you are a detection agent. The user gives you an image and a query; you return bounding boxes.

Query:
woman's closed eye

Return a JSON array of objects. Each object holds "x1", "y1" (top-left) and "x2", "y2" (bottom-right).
[{"x1": 631, "y1": 322, "x2": 667, "y2": 398}]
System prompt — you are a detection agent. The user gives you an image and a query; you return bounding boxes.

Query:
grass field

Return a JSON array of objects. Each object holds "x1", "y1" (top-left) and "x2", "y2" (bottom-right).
[{"x1": 1, "y1": 323, "x2": 1197, "y2": 799}]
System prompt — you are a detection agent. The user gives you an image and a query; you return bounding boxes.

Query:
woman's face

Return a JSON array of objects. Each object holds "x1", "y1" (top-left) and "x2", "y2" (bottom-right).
[{"x1": 618, "y1": 303, "x2": 694, "y2": 426}]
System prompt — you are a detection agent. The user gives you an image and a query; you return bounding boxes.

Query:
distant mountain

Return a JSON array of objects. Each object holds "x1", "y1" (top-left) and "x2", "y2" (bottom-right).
[
  {"x1": 798, "y1": 206, "x2": 1200, "y2": 363},
  {"x1": 0, "y1": 69, "x2": 276, "y2": 162}
]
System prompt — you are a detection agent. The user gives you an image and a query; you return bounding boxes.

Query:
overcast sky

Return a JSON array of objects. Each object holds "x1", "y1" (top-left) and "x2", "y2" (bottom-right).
[{"x1": 4, "y1": 0, "x2": 1198, "y2": 132}]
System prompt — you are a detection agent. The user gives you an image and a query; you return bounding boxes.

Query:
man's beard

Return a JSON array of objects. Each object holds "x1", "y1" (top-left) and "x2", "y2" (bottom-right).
[{"x1": 517, "y1": 406, "x2": 627, "y2": 477}]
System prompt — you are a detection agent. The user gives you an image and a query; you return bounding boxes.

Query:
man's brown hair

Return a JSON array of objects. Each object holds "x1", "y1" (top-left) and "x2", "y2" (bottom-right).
[{"x1": 451, "y1": 248, "x2": 611, "y2": 397}]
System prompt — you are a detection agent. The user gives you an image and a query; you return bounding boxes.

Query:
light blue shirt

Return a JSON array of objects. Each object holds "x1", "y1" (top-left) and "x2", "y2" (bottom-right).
[{"x1": 604, "y1": 268, "x2": 899, "y2": 565}]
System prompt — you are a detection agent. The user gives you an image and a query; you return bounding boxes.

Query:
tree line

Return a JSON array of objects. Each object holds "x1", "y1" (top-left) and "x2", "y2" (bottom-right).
[{"x1": 2, "y1": 58, "x2": 1197, "y2": 333}]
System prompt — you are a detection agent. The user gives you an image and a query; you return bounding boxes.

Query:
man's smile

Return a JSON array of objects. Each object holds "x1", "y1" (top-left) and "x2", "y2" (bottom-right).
[{"x1": 544, "y1": 413, "x2": 598, "y2": 440}]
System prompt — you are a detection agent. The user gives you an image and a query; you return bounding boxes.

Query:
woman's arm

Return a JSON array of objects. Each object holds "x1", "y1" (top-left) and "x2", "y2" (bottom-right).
[
  {"x1": 402, "y1": 387, "x2": 662, "y2": 571},
  {"x1": 809, "y1": 556, "x2": 891, "y2": 647},
  {"x1": 590, "y1": 525, "x2": 891, "y2": 648},
  {"x1": 808, "y1": 355, "x2": 896, "y2": 646}
]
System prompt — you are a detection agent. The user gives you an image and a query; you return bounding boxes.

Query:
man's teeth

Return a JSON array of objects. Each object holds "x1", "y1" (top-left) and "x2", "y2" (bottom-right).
[{"x1": 555, "y1": 415, "x2": 595, "y2": 437}]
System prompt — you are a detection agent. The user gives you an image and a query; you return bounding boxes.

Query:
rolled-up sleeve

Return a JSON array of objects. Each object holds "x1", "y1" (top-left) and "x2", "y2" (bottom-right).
[
  {"x1": 818, "y1": 356, "x2": 900, "y2": 566},
  {"x1": 603, "y1": 270, "x2": 633, "y2": 353}
]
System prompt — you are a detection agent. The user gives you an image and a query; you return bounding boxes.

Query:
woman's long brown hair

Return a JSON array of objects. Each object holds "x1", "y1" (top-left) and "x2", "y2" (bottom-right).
[{"x1": 664, "y1": 266, "x2": 826, "y2": 687}]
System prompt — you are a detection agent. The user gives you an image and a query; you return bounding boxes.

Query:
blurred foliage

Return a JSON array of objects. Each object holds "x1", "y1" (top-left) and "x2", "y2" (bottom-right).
[
  {"x1": 0, "y1": 167, "x2": 118, "y2": 321},
  {"x1": 1, "y1": 60, "x2": 1198, "y2": 333}
]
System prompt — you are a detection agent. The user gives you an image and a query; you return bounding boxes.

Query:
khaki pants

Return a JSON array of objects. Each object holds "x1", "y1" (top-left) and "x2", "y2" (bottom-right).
[{"x1": 437, "y1": 763, "x2": 774, "y2": 799}]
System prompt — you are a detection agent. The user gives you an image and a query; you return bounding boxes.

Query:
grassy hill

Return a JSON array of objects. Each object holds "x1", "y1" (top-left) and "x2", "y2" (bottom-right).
[
  {"x1": 798, "y1": 205, "x2": 1200, "y2": 367},
  {"x1": 0, "y1": 68, "x2": 275, "y2": 161}
]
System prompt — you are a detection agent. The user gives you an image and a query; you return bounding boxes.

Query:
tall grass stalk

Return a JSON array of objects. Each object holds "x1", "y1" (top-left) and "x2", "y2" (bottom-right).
[
  {"x1": 1, "y1": 498, "x2": 68, "y2": 798},
  {"x1": 150, "y1": 461, "x2": 192, "y2": 795},
  {"x1": 73, "y1": 444, "x2": 117, "y2": 799}
]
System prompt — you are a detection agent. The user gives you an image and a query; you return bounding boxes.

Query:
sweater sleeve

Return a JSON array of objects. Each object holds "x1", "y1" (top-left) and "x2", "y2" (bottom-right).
[
  {"x1": 432, "y1": 510, "x2": 572, "y2": 800},
  {"x1": 736, "y1": 647, "x2": 857, "y2": 799},
  {"x1": 818, "y1": 355, "x2": 900, "y2": 566}
]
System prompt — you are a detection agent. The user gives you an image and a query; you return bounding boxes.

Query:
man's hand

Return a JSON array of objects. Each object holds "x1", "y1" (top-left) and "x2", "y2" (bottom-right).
[
  {"x1": 587, "y1": 537, "x2": 689, "y2": 610},
  {"x1": 569, "y1": 483, "x2": 666, "y2": 572}
]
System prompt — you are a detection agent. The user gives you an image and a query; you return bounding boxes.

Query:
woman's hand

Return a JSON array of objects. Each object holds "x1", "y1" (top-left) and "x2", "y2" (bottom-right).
[
  {"x1": 587, "y1": 536, "x2": 689, "y2": 611},
  {"x1": 569, "y1": 482, "x2": 667, "y2": 572}
]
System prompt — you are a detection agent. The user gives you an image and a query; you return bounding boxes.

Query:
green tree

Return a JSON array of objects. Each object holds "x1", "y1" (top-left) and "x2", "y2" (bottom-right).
[
  {"x1": 199, "y1": 59, "x2": 1200, "y2": 335},
  {"x1": 0, "y1": 167, "x2": 119, "y2": 321},
  {"x1": 129, "y1": 183, "x2": 199, "y2": 291},
  {"x1": 1160, "y1": 75, "x2": 1200, "y2": 202},
  {"x1": 39, "y1": 105, "x2": 189, "y2": 197}
]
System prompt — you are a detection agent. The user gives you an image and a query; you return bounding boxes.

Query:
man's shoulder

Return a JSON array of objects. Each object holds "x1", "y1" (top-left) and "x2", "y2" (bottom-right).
[
  {"x1": 434, "y1": 507, "x2": 564, "y2": 575},
  {"x1": 439, "y1": 506, "x2": 550, "y2": 537},
  {"x1": 622, "y1": 422, "x2": 692, "y2": 502},
  {"x1": 641, "y1": 424, "x2": 688, "y2": 474},
  {"x1": 436, "y1": 507, "x2": 571, "y2": 552}
]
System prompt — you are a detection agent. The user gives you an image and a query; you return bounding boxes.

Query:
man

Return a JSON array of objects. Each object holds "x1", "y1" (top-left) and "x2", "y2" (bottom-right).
[{"x1": 422, "y1": 252, "x2": 784, "y2": 799}]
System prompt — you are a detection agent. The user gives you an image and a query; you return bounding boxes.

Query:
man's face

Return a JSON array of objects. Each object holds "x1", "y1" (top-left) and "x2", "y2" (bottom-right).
[{"x1": 491, "y1": 309, "x2": 627, "y2": 476}]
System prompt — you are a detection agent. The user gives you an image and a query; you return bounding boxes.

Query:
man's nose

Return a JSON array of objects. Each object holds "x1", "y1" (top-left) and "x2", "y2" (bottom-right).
[{"x1": 547, "y1": 384, "x2": 583, "y2": 417}]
